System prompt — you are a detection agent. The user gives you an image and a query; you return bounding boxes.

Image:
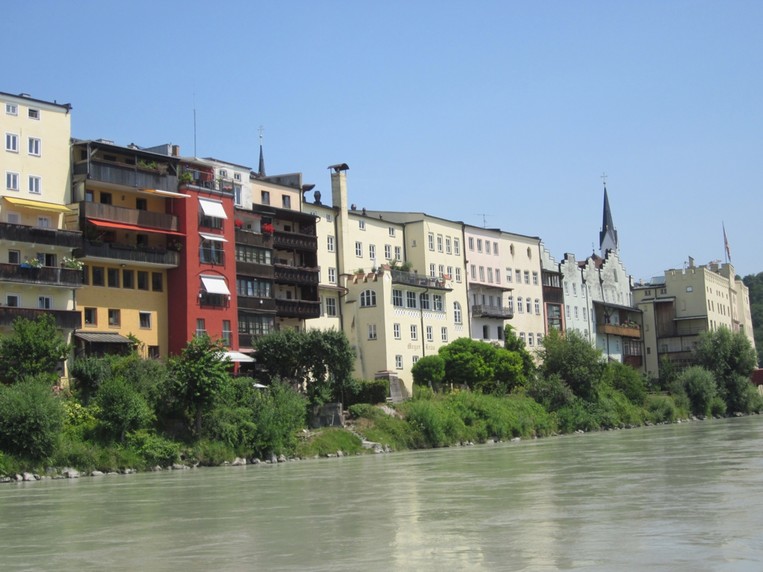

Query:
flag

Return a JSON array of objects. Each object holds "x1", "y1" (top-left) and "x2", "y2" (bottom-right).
[{"x1": 723, "y1": 223, "x2": 731, "y2": 262}]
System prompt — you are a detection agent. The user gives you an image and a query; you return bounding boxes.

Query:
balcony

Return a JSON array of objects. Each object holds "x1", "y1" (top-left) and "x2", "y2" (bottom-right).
[
  {"x1": 273, "y1": 264, "x2": 319, "y2": 285},
  {"x1": 0, "y1": 307, "x2": 81, "y2": 330},
  {"x1": 390, "y1": 269, "x2": 451, "y2": 291},
  {"x1": 74, "y1": 242, "x2": 179, "y2": 267},
  {"x1": 472, "y1": 304, "x2": 514, "y2": 320},
  {"x1": 238, "y1": 297, "x2": 277, "y2": 313},
  {"x1": 542, "y1": 285, "x2": 564, "y2": 305},
  {"x1": 275, "y1": 299, "x2": 321, "y2": 319},
  {"x1": 74, "y1": 161, "x2": 178, "y2": 193},
  {"x1": 0, "y1": 263, "x2": 83, "y2": 288},
  {"x1": 597, "y1": 323, "x2": 642, "y2": 338},
  {"x1": 235, "y1": 228, "x2": 272, "y2": 248},
  {"x1": 272, "y1": 231, "x2": 317, "y2": 251},
  {"x1": 80, "y1": 202, "x2": 178, "y2": 232},
  {"x1": 236, "y1": 261, "x2": 274, "y2": 280},
  {"x1": 0, "y1": 223, "x2": 82, "y2": 248}
]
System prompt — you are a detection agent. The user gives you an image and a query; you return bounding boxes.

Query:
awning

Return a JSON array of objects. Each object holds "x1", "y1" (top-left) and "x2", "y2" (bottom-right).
[
  {"x1": 75, "y1": 332, "x2": 132, "y2": 344},
  {"x1": 222, "y1": 351, "x2": 255, "y2": 363},
  {"x1": 199, "y1": 198, "x2": 228, "y2": 219},
  {"x1": 88, "y1": 219, "x2": 184, "y2": 236},
  {"x1": 200, "y1": 275, "x2": 231, "y2": 295},
  {"x1": 4, "y1": 196, "x2": 71, "y2": 213},
  {"x1": 140, "y1": 188, "x2": 191, "y2": 198},
  {"x1": 199, "y1": 232, "x2": 227, "y2": 243}
]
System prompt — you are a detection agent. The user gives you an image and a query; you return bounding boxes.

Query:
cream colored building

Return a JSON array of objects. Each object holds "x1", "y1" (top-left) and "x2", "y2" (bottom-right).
[
  {"x1": 0, "y1": 92, "x2": 81, "y2": 378},
  {"x1": 634, "y1": 260, "x2": 756, "y2": 377}
]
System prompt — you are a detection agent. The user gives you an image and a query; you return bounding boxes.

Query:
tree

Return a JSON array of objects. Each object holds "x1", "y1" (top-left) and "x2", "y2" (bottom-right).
[
  {"x1": 538, "y1": 329, "x2": 605, "y2": 401},
  {"x1": 671, "y1": 366, "x2": 717, "y2": 417},
  {"x1": 742, "y1": 272, "x2": 763, "y2": 366},
  {"x1": 0, "y1": 315, "x2": 70, "y2": 384},
  {"x1": 602, "y1": 361, "x2": 647, "y2": 404},
  {"x1": 0, "y1": 375, "x2": 63, "y2": 459},
  {"x1": 168, "y1": 335, "x2": 230, "y2": 435},
  {"x1": 411, "y1": 355, "x2": 446, "y2": 390},
  {"x1": 504, "y1": 326, "x2": 536, "y2": 379},
  {"x1": 95, "y1": 377, "x2": 154, "y2": 442},
  {"x1": 437, "y1": 338, "x2": 526, "y2": 394}
]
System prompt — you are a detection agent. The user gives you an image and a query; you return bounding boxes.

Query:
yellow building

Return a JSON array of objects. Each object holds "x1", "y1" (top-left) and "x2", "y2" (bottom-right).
[{"x1": 634, "y1": 260, "x2": 756, "y2": 377}]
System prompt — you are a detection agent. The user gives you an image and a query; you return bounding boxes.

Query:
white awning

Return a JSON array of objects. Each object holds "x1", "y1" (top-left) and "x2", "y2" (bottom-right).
[
  {"x1": 198, "y1": 198, "x2": 228, "y2": 219},
  {"x1": 200, "y1": 275, "x2": 231, "y2": 295},
  {"x1": 223, "y1": 351, "x2": 255, "y2": 363},
  {"x1": 199, "y1": 232, "x2": 227, "y2": 243}
]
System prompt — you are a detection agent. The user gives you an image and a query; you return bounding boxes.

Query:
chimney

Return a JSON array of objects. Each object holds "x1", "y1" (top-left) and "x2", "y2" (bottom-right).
[{"x1": 172, "y1": 145, "x2": 180, "y2": 157}]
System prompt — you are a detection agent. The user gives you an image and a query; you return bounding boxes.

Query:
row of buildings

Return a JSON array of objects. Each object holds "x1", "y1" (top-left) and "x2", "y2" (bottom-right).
[{"x1": 0, "y1": 91, "x2": 756, "y2": 394}]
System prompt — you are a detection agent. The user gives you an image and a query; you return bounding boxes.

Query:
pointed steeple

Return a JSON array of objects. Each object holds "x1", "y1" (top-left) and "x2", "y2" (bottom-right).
[
  {"x1": 599, "y1": 183, "x2": 618, "y2": 255},
  {"x1": 257, "y1": 126, "x2": 266, "y2": 177}
]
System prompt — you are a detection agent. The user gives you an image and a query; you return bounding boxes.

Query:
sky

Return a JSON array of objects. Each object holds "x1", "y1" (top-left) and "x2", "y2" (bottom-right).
[{"x1": 4, "y1": 0, "x2": 762, "y2": 282}]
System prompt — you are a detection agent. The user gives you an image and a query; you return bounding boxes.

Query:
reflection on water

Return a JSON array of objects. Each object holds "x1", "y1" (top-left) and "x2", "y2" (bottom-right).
[{"x1": 2, "y1": 416, "x2": 763, "y2": 571}]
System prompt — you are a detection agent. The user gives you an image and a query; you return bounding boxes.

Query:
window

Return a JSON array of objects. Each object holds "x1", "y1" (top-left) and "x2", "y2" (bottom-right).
[
  {"x1": 528, "y1": 333, "x2": 534, "y2": 346},
  {"x1": 394, "y1": 246, "x2": 402, "y2": 261},
  {"x1": 433, "y1": 294, "x2": 443, "y2": 311},
  {"x1": 261, "y1": 190, "x2": 270, "y2": 205},
  {"x1": 468, "y1": 237, "x2": 474, "y2": 251},
  {"x1": 6, "y1": 172, "x2": 18, "y2": 191},
  {"x1": 233, "y1": 184, "x2": 242, "y2": 206},
  {"x1": 410, "y1": 325, "x2": 418, "y2": 340},
  {"x1": 384, "y1": 244, "x2": 392, "y2": 260},
  {"x1": 199, "y1": 239, "x2": 225, "y2": 265},
  {"x1": 477, "y1": 238, "x2": 483, "y2": 253},
  {"x1": 137, "y1": 271, "x2": 149, "y2": 290},
  {"x1": 438, "y1": 264, "x2": 444, "y2": 277},
  {"x1": 426, "y1": 326, "x2": 433, "y2": 342},
  {"x1": 327, "y1": 235, "x2": 335, "y2": 252},
  {"x1": 328, "y1": 267, "x2": 337, "y2": 284},
  {"x1": 393, "y1": 323, "x2": 401, "y2": 339},
  {"x1": 84, "y1": 307, "x2": 97, "y2": 326},
  {"x1": 38, "y1": 296, "x2": 51, "y2": 309},
  {"x1": 152, "y1": 272, "x2": 163, "y2": 292},
  {"x1": 537, "y1": 333, "x2": 543, "y2": 344},
  {"x1": 368, "y1": 324, "x2": 377, "y2": 340},
  {"x1": 487, "y1": 268, "x2": 494, "y2": 283},
  {"x1": 517, "y1": 297, "x2": 524, "y2": 313},
  {"x1": 236, "y1": 244, "x2": 271, "y2": 265},
  {"x1": 574, "y1": 306, "x2": 579, "y2": 319},
  {"x1": 495, "y1": 268, "x2": 501, "y2": 285},
  {"x1": 5, "y1": 133, "x2": 18, "y2": 152},
  {"x1": 360, "y1": 290, "x2": 376, "y2": 307},
  {"x1": 412, "y1": 356, "x2": 420, "y2": 365},
  {"x1": 37, "y1": 216, "x2": 50, "y2": 228},
  {"x1": 535, "y1": 299, "x2": 541, "y2": 315},
  {"x1": 420, "y1": 293, "x2": 430, "y2": 310},
  {"x1": 92, "y1": 266, "x2": 105, "y2": 286},
  {"x1": 566, "y1": 305, "x2": 570, "y2": 317},
  {"x1": 28, "y1": 176, "x2": 41, "y2": 194},
  {"x1": 236, "y1": 277, "x2": 272, "y2": 298},
  {"x1": 355, "y1": 241, "x2": 362, "y2": 257},
  {"x1": 6, "y1": 295, "x2": 19, "y2": 307},
  {"x1": 524, "y1": 271, "x2": 530, "y2": 284},
  {"x1": 516, "y1": 270, "x2": 522, "y2": 283},
  {"x1": 454, "y1": 302, "x2": 462, "y2": 324},
  {"x1": 282, "y1": 195, "x2": 291, "y2": 209},
  {"x1": 28, "y1": 137, "x2": 41, "y2": 156},
  {"x1": 471, "y1": 265, "x2": 477, "y2": 279},
  {"x1": 482, "y1": 325, "x2": 489, "y2": 339},
  {"x1": 441, "y1": 327, "x2": 448, "y2": 342},
  {"x1": 455, "y1": 268, "x2": 461, "y2": 283},
  {"x1": 493, "y1": 242, "x2": 499, "y2": 255},
  {"x1": 389, "y1": 227, "x2": 396, "y2": 237},
  {"x1": 358, "y1": 219, "x2": 366, "y2": 230},
  {"x1": 485, "y1": 241, "x2": 490, "y2": 254},
  {"x1": 122, "y1": 269, "x2": 134, "y2": 289},
  {"x1": 533, "y1": 271, "x2": 539, "y2": 285},
  {"x1": 196, "y1": 319, "x2": 206, "y2": 336},
  {"x1": 445, "y1": 237, "x2": 452, "y2": 254},
  {"x1": 107, "y1": 268, "x2": 120, "y2": 288},
  {"x1": 437, "y1": 235, "x2": 443, "y2": 252},
  {"x1": 8, "y1": 250, "x2": 20, "y2": 264},
  {"x1": 139, "y1": 312, "x2": 151, "y2": 329},
  {"x1": 428, "y1": 233, "x2": 435, "y2": 251},
  {"x1": 506, "y1": 268, "x2": 513, "y2": 283},
  {"x1": 406, "y1": 291, "x2": 417, "y2": 308},
  {"x1": 222, "y1": 320, "x2": 232, "y2": 345},
  {"x1": 395, "y1": 355, "x2": 403, "y2": 369},
  {"x1": 497, "y1": 326, "x2": 504, "y2": 340},
  {"x1": 325, "y1": 297, "x2": 337, "y2": 316},
  {"x1": 326, "y1": 214, "x2": 333, "y2": 222},
  {"x1": 430, "y1": 263, "x2": 436, "y2": 278},
  {"x1": 28, "y1": 108, "x2": 39, "y2": 119},
  {"x1": 479, "y1": 266, "x2": 485, "y2": 281},
  {"x1": 108, "y1": 309, "x2": 121, "y2": 326},
  {"x1": 392, "y1": 289, "x2": 403, "y2": 307},
  {"x1": 369, "y1": 244, "x2": 376, "y2": 260},
  {"x1": 454, "y1": 238, "x2": 460, "y2": 255},
  {"x1": 5, "y1": 103, "x2": 17, "y2": 115}
]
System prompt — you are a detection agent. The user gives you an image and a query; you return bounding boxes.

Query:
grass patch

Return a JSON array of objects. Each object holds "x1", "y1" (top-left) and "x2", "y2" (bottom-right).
[{"x1": 296, "y1": 428, "x2": 363, "y2": 458}]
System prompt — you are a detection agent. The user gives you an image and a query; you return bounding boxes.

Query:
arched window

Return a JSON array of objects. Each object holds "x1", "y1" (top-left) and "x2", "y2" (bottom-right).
[
  {"x1": 360, "y1": 290, "x2": 376, "y2": 307},
  {"x1": 453, "y1": 301, "x2": 462, "y2": 324}
]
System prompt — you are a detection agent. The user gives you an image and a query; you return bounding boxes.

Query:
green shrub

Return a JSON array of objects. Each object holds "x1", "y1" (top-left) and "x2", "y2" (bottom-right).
[
  {"x1": 603, "y1": 362, "x2": 647, "y2": 405},
  {"x1": 348, "y1": 403, "x2": 375, "y2": 419},
  {"x1": 190, "y1": 439, "x2": 236, "y2": 466},
  {"x1": 250, "y1": 381, "x2": 307, "y2": 457},
  {"x1": 710, "y1": 396, "x2": 727, "y2": 417},
  {"x1": 675, "y1": 366, "x2": 717, "y2": 417},
  {"x1": 61, "y1": 399, "x2": 99, "y2": 441},
  {"x1": 593, "y1": 386, "x2": 645, "y2": 428},
  {"x1": 724, "y1": 374, "x2": 762, "y2": 414},
  {"x1": 0, "y1": 377, "x2": 63, "y2": 460},
  {"x1": 411, "y1": 355, "x2": 446, "y2": 390},
  {"x1": 125, "y1": 430, "x2": 179, "y2": 467},
  {"x1": 203, "y1": 403, "x2": 257, "y2": 453},
  {"x1": 70, "y1": 356, "x2": 113, "y2": 403},
  {"x1": 344, "y1": 379, "x2": 389, "y2": 406},
  {"x1": 402, "y1": 399, "x2": 465, "y2": 447},
  {"x1": 555, "y1": 399, "x2": 600, "y2": 433},
  {"x1": 0, "y1": 451, "x2": 21, "y2": 476},
  {"x1": 645, "y1": 395, "x2": 678, "y2": 424},
  {"x1": 296, "y1": 428, "x2": 363, "y2": 457},
  {"x1": 526, "y1": 373, "x2": 574, "y2": 412},
  {"x1": 94, "y1": 377, "x2": 154, "y2": 442}
]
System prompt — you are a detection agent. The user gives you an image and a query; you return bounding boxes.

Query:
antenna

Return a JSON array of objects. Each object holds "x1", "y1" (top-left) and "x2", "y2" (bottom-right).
[
  {"x1": 193, "y1": 92, "x2": 197, "y2": 158},
  {"x1": 474, "y1": 213, "x2": 490, "y2": 228},
  {"x1": 600, "y1": 172, "x2": 608, "y2": 187}
]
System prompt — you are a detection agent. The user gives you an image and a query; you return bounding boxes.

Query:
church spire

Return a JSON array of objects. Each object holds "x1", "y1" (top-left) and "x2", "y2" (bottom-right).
[
  {"x1": 599, "y1": 176, "x2": 618, "y2": 255},
  {"x1": 258, "y1": 126, "x2": 266, "y2": 177}
]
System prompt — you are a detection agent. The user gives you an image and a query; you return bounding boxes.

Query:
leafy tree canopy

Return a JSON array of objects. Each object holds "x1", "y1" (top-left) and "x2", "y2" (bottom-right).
[
  {"x1": 538, "y1": 329, "x2": 605, "y2": 401},
  {"x1": 437, "y1": 338, "x2": 526, "y2": 394},
  {"x1": 0, "y1": 315, "x2": 70, "y2": 384}
]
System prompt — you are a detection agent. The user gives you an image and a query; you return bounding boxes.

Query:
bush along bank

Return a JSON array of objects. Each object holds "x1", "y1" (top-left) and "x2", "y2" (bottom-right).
[{"x1": 1, "y1": 320, "x2": 761, "y2": 480}]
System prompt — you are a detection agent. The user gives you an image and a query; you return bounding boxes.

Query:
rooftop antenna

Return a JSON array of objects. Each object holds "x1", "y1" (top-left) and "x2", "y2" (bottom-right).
[
  {"x1": 474, "y1": 213, "x2": 490, "y2": 228},
  {"x1": 193, "y1": 92, "x2": 197, "y2": 158}
]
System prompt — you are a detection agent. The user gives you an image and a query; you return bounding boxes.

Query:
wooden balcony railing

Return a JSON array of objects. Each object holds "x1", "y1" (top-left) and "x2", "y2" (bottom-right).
[
  {"x1": 273, "y1": 264, "x2": 319, "y2": 285},
  {"x1": 0, "y1": 263, "x2": 83, "y2": 287},
  {"x1": 0, "y1": 307, "x2": 81, "y2": 329},
  {"x1": 597, "y1": 323, "x2": 642, "y2": 339},
  {"x1": 472, "y1": 304, "x2": 514, "y2": 319},
  {"x1": 74, "y1": 242, "x2": 179, "y2": 267},
  {"x1": 0, "y1": 223, "x2": 82, "y2": 248},
  {"x1": 275, "y1": 299, "x2": 321, "y2": 319},
  {"x1": 272, "y1": 231, "x2": 317, "y2": 251}
]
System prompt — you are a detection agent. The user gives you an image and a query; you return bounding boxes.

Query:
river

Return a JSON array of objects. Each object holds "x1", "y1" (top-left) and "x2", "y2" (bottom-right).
[{"x1": 2, "y1": 416, "x2": 763, "y2": 571}]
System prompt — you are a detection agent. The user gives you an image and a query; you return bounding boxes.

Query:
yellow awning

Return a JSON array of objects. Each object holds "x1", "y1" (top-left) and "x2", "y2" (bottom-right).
[{"x1": 4, "y1": 197, "x2": 71, "y2": 213}]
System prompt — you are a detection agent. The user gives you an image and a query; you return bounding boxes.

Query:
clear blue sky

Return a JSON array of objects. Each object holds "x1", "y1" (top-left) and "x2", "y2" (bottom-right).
[{"x1": 4, "y1": 0, "x2": 762, "y2": 282}]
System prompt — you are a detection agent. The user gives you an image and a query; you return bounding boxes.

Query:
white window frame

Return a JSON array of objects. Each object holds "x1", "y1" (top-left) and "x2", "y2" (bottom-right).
[
  {"x1": 410, "y1": 324, "x2": 418, "y2": 340},
  {"x1": 454, "y1": 302, "x2": 462, "y2": 324},
  {"x1": 6, "y1": 132, "x2": 18, "y2": 153},
  {"x1": 28, "y1": 108, "x2": 39, "y2": 120},
  {"x1": 328, "y1": 267, "x2": 337, "y2": 284},
  {"x1": 327, "y1": 235, "x2": 335, "y2": 252},
  {"x1": 395, "y1": 355, "x2": 403, "y2": 370},
  {"x1": 6, "y1": 171, "x2": 19, "y2": 191},
  {"x1": 369, "y1": 244, "x2": 376, "y2": 260},
  {"x1": 355, "y1": 241, "x2": 362, "y2": 257},
  {"x1": 393, "y1": 323, "x2": 401, "y2": 340},
  {"x1": 326, "y1": 297, "x2": 337, "y2": 316},
  {"x1": 28, "y1": 137, "x2": 41, "y2": 156},
  {"x1": 5, "y1": 103, "x2": 17, "y2": 115},
  {"x1": 426, "y1": 326, "x2": 433, "y2": 342},
  {"x1": 428, "y1": 233, "x2": 435, "y2": 251},
  {"x1": 441, "y1": 327, "x2": 448, "y2": 342},
  {"x1": 139, "y1": 311, "x2": 152, "y2": 329},
  {"x1": 368, "y1": 324, "x2": 377, "y2": 340},
  {"x1": 384, "y1": 244, "x2": 392, "y2": 260},
  {"x1": 455, "y1": 268, "x2": 461, "y2": 282},
  {"x1": 359, "y1": 219, "x2": 366, "y2": 230},
  {"x1": 28, "y1": 175, "x2": 41, "y2": 194},
  {"x1": 454, "y1": 238, "x2": 460, "y2": 255}
]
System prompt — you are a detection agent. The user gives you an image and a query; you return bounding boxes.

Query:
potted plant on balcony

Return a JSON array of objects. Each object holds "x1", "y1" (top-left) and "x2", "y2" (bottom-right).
[
  {"x1": 62, "y1": 256, "x2": 84, "y2": 270},
  {"x1": 261, "y1": 223, "x2": 274, "y2": 235},
  {"x1": 179, "y1": 171, "x2": 193, "y2": 185},
  {"x1": 234, "y1": 218, "x2": 244, "y2": 229},
  {"x1": 23, "y1": 257, "x2": 43, "y2": 268},
  {"x1": 168, "y1": 239, "x2": 184, "y2": 252}
]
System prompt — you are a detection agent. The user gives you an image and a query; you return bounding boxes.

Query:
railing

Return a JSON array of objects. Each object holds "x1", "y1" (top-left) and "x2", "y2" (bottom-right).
[
  {"x1": 597, "y1": 323, "x2": 642, "y2": 338},
  {"x1": 390, "y1": 269, "x2": 451, "y2": 291},
  {"x1": 472, "y1": 304, "x2": 514, "y2": 319},
  {"x1": 235, "y1": 261, "x2": 274, "y2": 279},
  {"x1": 542, "y1": 286, "x2": 564, "y2": 304},
  {"x1": 74, "y1": 161, "x2": 177, "y2": 192},
  {"x1": 275, "y1": 299, "x2": 321, "y2": 318},
  {"x1": 199, "y1": 248, "x2": 225, "y2": 266},
  {"x1": 0, "y1": 263, "x2": 83, "y2": 287},
  {"x1": 235, "y1": 228, "x2": 271, "y2": 248},
  {"x1": 0, "y1": 307, "x2": 81, "y2": 329},
  {"x1": 80, "y1": 202, "x2": 178, "y2": 232},
  {"x1": 74, "y1": 242, "x2": 179, "y2": 267},
  {"x1": 0, "y1": 223, "x2": 82, "y2": 247},
  {"x1": 272, "y1": 231, "x2": 317, "y2": 251},
  {"x1": 237, "y1": 297, "x2": 277, "y2": 312},
  {"x1": 273, "y1": 264, "x2": 319, "y2": 285}
]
